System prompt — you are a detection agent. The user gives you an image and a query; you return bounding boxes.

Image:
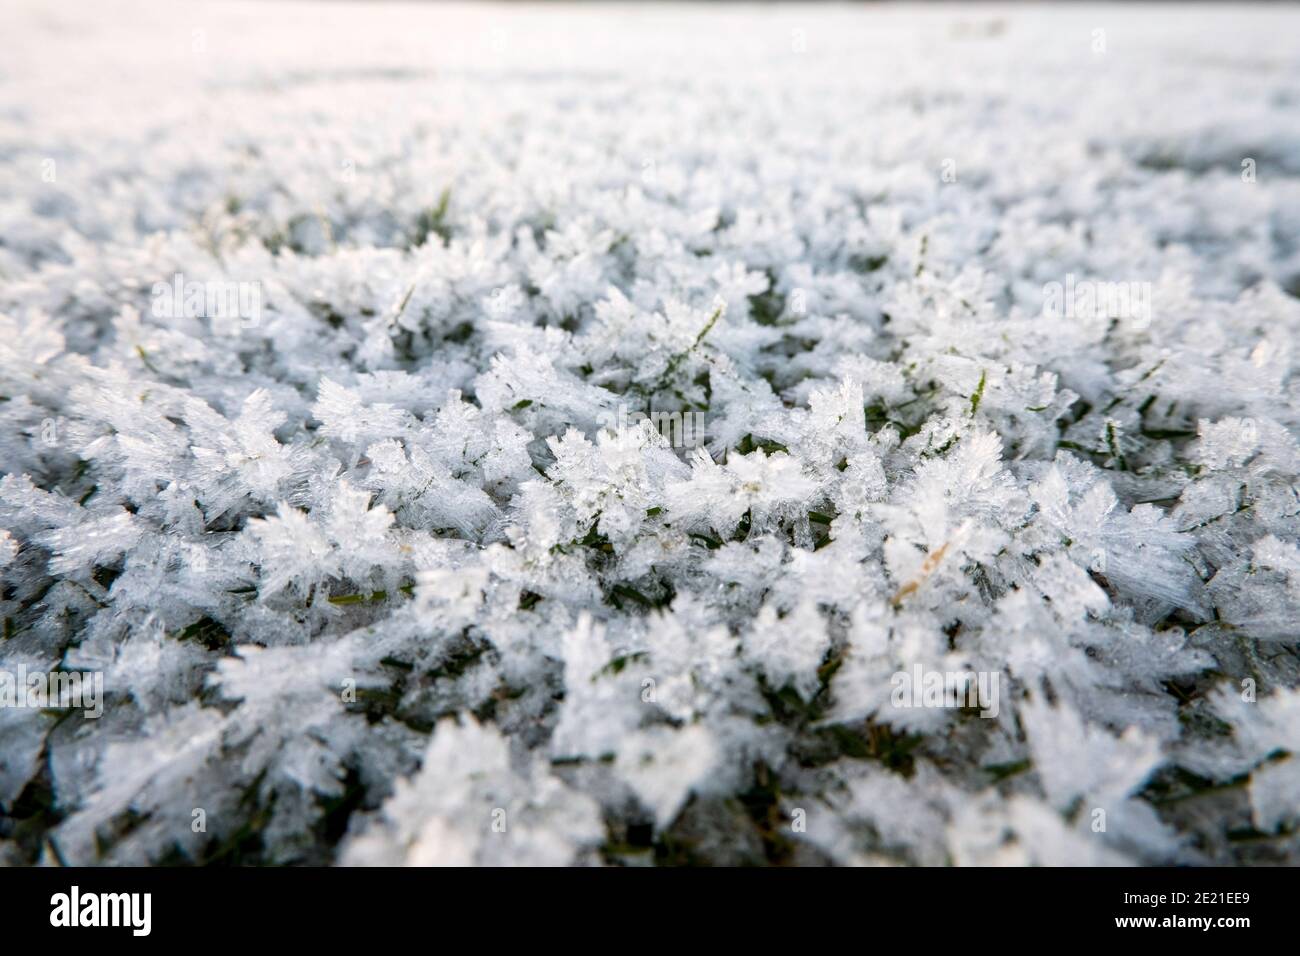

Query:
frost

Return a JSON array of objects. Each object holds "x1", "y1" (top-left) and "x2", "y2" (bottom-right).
[
  {"x1": 1194, "y1": 687, "x2": 1300, "y2": 834},
  {"x1": 615, "y1": 725, "x2": 720, "y2": 831},
  {"x1": 1, "y1": 1, "x2": 1298, "y2": 866},
  {"x1": 342, "y1": 719, "x2": 603, "y2": 866}
]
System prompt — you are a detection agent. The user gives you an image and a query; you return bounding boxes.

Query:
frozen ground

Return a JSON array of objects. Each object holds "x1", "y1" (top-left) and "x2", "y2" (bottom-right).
[{"x1": 1, "y1": 1, "x2": 1299, "y2": 865}]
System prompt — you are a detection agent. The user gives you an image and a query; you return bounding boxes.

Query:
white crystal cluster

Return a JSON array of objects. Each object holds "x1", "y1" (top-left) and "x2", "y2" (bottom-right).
[{"x1": 1, "y1": 1, "x2": 1298, "y2": 865}]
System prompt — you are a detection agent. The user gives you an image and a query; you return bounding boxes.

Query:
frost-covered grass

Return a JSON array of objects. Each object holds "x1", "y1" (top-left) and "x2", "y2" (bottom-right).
[{"x1": 2, "y1": 1, "x2": 1299, "y2": 866}]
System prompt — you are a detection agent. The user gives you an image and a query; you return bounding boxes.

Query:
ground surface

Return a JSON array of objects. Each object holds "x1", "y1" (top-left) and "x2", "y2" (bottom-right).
[{"x1": 1, "y1": 2, "x2": 1299, "y2": 866}]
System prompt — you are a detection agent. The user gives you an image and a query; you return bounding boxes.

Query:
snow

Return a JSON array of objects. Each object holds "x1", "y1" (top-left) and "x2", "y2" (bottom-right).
[{"x1": 1, "y1": 1, "x2": 1299, "y2": 865}]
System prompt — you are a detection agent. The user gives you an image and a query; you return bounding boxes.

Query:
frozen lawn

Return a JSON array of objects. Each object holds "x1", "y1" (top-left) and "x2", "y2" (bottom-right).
[{"x1": 1, "y1": 2, "x2": 1299, "y2": 865}]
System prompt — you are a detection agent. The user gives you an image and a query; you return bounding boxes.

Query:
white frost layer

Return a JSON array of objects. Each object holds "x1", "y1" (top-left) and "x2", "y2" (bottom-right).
[{"x1": 1, "y1": 2, "x2": 1298, "y2": 865}]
